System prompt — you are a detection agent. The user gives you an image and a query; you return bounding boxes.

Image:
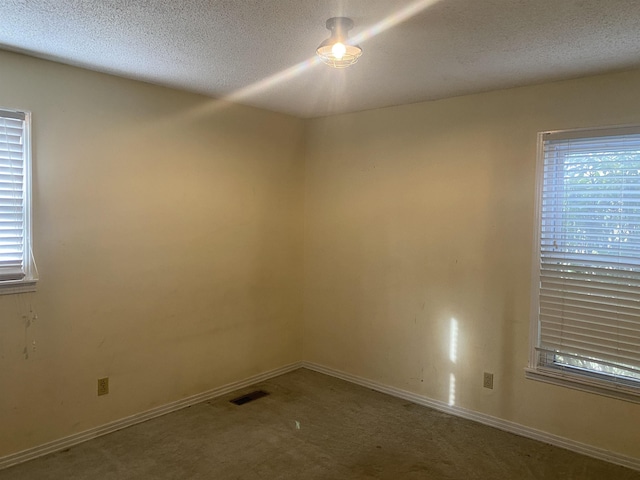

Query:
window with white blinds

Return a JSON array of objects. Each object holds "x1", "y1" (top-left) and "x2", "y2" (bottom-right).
[
  {"x1": 529, "y1": 125, "x2": 640, "y2": 401},
  {"x1": 0, "y1": 108, "x2": 36, "y2": 293}
]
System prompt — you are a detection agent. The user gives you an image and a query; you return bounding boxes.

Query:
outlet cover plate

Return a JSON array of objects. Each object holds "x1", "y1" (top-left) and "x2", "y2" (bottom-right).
[
  {"x1": 98, "y1": 377, "x2": 109, "y2": 396},
  {"x1": 483, "y1": 372, "x2": 494, "y2": 389}
]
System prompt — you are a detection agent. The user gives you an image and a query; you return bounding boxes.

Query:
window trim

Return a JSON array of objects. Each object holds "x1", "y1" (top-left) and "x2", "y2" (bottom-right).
[
  {"x1": 527, "y1": 124, "x2": 640, "y2": 403},
  {"x1": 0, "y1": 107, "x2": 37, "y2": 295}
]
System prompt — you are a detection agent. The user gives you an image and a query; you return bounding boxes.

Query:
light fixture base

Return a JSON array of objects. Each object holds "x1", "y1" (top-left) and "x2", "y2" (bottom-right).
[{"x1": 326, "y1": 17, "x2": 354, "y2": 33}]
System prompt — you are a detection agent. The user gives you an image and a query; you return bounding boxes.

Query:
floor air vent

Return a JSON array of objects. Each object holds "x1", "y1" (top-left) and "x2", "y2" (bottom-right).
[{"x1": 230, "y1": 390, "x2": 269, "y2": 405}]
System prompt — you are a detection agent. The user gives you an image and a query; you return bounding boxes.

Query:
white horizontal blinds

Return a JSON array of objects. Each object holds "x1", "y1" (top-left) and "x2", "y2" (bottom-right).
[
  {"x1": 538, "y1": 130, "x2": 640, "y2": 382},
  {"x1": 0, "y1": 110, "x2": 26, "y2": 282}
]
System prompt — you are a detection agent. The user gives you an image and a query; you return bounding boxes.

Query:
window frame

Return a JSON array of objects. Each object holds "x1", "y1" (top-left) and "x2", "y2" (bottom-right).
[
  {"x1": 527, "y1": 124, "x2": 640, "y2": 404},
  {"x1": 0, "y1": 107, "x2": 37, "y2": 295}
]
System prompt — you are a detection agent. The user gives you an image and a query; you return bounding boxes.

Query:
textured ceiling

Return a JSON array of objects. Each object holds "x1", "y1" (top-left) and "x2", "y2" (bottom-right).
[{"x1": 1, "y1": 0, "x2": 640, "y2": 118}]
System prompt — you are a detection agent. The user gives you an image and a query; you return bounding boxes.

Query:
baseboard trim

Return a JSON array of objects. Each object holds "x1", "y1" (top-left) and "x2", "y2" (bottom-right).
[
  {"x1": 0, "y1": 362, "x2": 303, "y2": 471},
  {"x1": 302, "y1": 361, "x2": 640, "y2": 472}
]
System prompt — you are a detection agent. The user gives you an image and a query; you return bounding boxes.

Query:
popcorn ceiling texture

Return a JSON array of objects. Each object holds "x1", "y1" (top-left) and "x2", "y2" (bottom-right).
[{"x1": 1, "y1": 0, "x2": 640, "y2": 118}]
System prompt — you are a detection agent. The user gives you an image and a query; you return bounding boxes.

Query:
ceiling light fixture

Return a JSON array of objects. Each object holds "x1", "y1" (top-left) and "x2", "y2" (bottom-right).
[{"x1": 316, "y1": 17, "x2": 363, "y2": 68}]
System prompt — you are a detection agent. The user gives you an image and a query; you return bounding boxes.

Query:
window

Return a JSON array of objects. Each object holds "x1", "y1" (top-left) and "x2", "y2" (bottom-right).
[
  {"x1": 528, "y1": 125, "x2": 640, "y2": 402},
  {"x1": 0, "y1": 108, "x2": 37, "y2": 294}
]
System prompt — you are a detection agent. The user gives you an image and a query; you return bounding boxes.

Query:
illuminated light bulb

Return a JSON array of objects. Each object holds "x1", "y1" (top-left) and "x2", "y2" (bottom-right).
[{"x1": 331, "y1": 42, "x2": 346, "y2": 60}]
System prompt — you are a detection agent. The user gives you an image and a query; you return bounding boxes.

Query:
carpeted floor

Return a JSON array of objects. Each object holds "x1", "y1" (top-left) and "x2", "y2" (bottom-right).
[{"x1": 0, "y1": 368, "x2": 638, "y2": 479}]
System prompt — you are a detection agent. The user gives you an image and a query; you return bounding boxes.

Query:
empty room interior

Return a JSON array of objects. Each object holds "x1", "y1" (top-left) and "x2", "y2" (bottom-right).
[{"x1": 0, "y1": 0, "x2": 639, "y2": 478}]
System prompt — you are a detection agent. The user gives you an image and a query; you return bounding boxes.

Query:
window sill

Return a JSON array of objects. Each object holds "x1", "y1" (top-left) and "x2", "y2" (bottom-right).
[
  {"x1": 0, "y1": 280, "x2": 37, "y2": 295},
  {"x1": 525, "y1": 367, "x2": 640, "y2": 404}
]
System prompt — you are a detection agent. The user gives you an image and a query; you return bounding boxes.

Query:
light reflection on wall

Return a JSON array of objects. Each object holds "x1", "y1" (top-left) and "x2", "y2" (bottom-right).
[
  {"x1": 448, "y1": 373, "x2": 456, "y2": 406},
  {"x1": 449, "y1": 318, "x2": 458, "y2": 406},
  {"x1": 450, "y1": 318, "x2": 458, "y2": 364}
]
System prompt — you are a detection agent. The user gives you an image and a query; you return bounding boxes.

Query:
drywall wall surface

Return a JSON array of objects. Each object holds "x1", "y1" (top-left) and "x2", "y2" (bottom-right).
[
  {"x1": 303, "y1": 69, "x2": 640, "y2": 459},
  {"x1": 0, "y1": 50, "x2": 304, "y2": 456}
]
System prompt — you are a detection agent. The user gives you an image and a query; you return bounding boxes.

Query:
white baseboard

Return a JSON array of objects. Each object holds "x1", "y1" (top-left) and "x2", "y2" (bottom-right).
[
  {"x1": 0, "y1": 362, "x2": 303, "y2": 471},
  {"x1": 302, "y1": 361, "x2": 640, "y2": 472}
]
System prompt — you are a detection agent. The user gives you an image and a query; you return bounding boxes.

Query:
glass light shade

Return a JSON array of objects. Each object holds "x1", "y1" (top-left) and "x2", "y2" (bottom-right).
[
  {"x1": 316, "y1": 17, "x2": 363, "y2": 68},
  {"x1": 316, "y1": 42, "x2": 363, "y2": 68}
]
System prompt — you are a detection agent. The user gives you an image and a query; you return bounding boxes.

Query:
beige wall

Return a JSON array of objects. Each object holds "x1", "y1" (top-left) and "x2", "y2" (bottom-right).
[
  {"x1": 1, "y1": 47, "x2": 639, "y2": 462},
  {"x1": 0, "y1": 50, "x2": 304, "y2": 456},
  {"x1": 304, "y1": 70, "x2": 640, "y2": 459}
]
